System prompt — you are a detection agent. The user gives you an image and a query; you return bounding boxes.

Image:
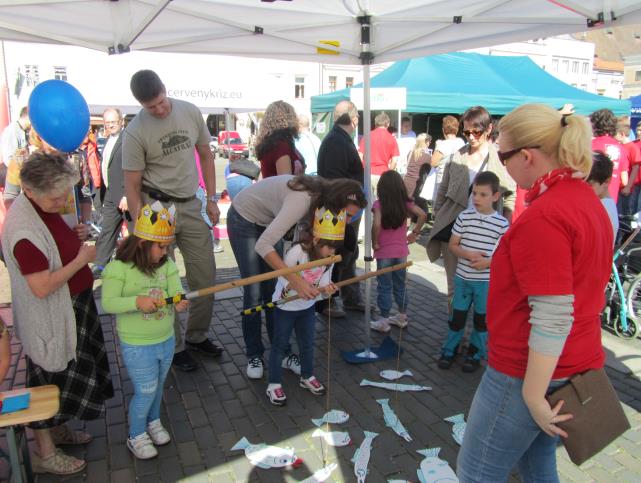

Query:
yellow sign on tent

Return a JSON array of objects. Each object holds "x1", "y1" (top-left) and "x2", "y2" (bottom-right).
[{"x1": 317, "y1": 40, "x2": 340, "y2": 55}]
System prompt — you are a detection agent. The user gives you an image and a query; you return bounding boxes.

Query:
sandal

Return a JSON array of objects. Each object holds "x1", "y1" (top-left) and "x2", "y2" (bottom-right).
[
  {"x1": 50, "y1": 424, "x2": 93, "y2": 445},
  {"x1": 32, "y1": 448, "x2": 87, "y2": 475}
]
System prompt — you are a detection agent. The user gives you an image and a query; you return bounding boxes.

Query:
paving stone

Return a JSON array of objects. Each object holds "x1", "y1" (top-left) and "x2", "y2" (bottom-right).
[
  {"x1": 188, "y1": 407, "x2": 210, "y2": 428},
  {"x1": 178, "y1": 441, "x2": 203, "y2": 466},
  {"x1": 109, "y1": 442, "x2": 133, "y2": 471},
  {"x1": 158, "y1": 455, "x2": 185, "y2": 482},
  {"x1": 110, "y1": 467, "x2": 136, "y2": 482}
]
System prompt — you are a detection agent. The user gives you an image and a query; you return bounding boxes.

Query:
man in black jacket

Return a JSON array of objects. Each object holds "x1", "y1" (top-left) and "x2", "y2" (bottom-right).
[{"x1": 317, "y1": 101, "x2": 366, "y2": 317}]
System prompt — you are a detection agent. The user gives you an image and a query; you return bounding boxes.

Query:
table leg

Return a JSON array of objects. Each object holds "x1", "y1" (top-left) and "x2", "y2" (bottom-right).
[
  {"x1": 18, "y1": 427, "x2": 34, "y2": 483},
  {"x1": 6, "y1": 426, "x2": 24, "y2": 483}
]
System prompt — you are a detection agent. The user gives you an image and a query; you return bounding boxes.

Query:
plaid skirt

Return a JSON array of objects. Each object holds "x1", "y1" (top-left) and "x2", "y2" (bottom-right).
[{"x1": 26, "y1": 289, "x2": 114, "y2": 429}]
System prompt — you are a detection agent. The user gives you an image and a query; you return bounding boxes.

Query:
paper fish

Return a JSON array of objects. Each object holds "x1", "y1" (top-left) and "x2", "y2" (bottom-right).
[
  {"x1": 312, "y1": 428, "x2": 351, "y2": 446},
  {"x1": 417, "y1": 448, "x2": 458, "y2": 483},
  {"x1": 352, "y1": 431, "x2": 378, "y2": 483},
  {"x1": 360, "y1": 379, "x2": 432, "y2": 392},
  {"x1": 300, "y1": 462, "x2": 338, "y2": 483},
  {"x1": 444, "y1": 414, "x2": 466, "y2": 446},
  {"x1": 377, "y1": 399, "x2": 412, "y2": 442},
  {"x1": 388, "y1": 480, "x2": 412, "y2": 483},
  {"x1": 379, "y1": 369, "x2": 413, "y2": 381},
  {"x1": 231, "y1": 437, "x2": 302, "y2": 469},
  {"x1": 311, "y1": 409, "x2": 350, "y2": 427}
]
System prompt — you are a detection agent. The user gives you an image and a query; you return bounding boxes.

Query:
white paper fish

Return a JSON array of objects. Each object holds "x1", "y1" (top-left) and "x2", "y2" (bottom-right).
[
  {"x1": 231, "y1": 437, "x2": 302, "y2": 469},
  {"x1": 300, "y1": 462, "x2": 338, "y2": 483},
  {"x1": 352, "y1": 431, "x2": 378, "y2": 483},
  {"x1": 312, "y1": 428, "x2": 351, "y2": 447},
  {"x1": 444, "y1": 414, "x2": 466, "y2": 445},
  {"x1": 311, "y1": 409, "x2": 350, "y2": 427},
  {"x1": 379, "y1": 369, "x2": 413, "y2": 380},
  {"x1": 417, "y1": 447, "x2": 458, "y2": 483},
  {"x1": 388, "y1": 480, "x2": 412, "y2": 483},
  {"x1": 377, "y1": 399, "x2": 412, "y2": 442},
  {"x1": 360, "y1": 379, "x2": 432, "y2": 392}
]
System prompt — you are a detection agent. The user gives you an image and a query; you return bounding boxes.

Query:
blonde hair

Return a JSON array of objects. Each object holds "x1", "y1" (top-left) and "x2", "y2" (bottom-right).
[
  {"x1": 410, "y1": 133, "x2": 431, "y2": 160},
  {"x1": 498, "y1": 104, "x2": 592, "y2": 175}
]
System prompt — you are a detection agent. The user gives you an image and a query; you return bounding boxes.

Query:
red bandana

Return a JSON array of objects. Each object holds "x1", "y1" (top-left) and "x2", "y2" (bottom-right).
[{"x1": 524, "y1": 167, "x2": 583, "y2": 204}]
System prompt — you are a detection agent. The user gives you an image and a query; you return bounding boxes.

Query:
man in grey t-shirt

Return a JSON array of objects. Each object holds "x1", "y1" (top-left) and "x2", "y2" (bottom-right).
[{"x1": 123, "y1": 70, "x2": 222, "y2": 372}]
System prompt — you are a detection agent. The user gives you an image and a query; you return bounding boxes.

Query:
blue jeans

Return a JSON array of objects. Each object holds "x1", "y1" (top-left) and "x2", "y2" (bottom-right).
[
  {"x1": 376, "y1": 257, "x2": 407, "y2": 317},
  {"x1": 269, "y1": 306, "x2": 315, "y2": 383},
  {"x1": 457, "y1": 366, "x2": 566, "y2": 482},
  {"x1": 227, "y1": 205, "x2": 287, "y2": 358},
  {"x1": 617, "y1": 184, "x2": 641, "y2": 216},
  {"x1": 120, "y1": 337, "x2": 174, "y2": 439}
]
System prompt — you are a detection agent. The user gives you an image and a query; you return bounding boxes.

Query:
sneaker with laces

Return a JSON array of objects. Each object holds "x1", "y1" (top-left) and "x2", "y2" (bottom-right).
[
  {"x1": 266, "y1": 383, "x2": 287, "y2": 406},
  {"x1": 247, "y1": 357, "x2": 264, "y2": 379},
  {"x1": 281, "y1": 354, "x2": 302, "y2": 376},
  {"x1": 147, "y1": 419, "x2": 171, "y2": 446},
  {"x1": 127, "y1": 432, "x2": 158, "y2": 460},
  {"x1": 299, "y1": 376, "x2": 326, "y2": 395},
  {"x1": 370, "y1": 318, "x2": 391, "y2": 333},
  {"x1": 388, "y1": 313, "x2": 409, "y2": 328}
]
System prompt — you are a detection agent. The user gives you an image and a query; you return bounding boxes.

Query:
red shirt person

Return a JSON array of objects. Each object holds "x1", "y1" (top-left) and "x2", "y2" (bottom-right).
[
  {"x1": 590, "y1": 109, "x2": 628, "y2": 203},
  {"x1": 359, "y1": 112, "x2": 399, "y2": 176}
]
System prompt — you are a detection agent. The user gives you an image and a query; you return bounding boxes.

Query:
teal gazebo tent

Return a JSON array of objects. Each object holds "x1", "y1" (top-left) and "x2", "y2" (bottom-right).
[{"x1": 311, "y1": 52, "x2": 630, "y2": 117}]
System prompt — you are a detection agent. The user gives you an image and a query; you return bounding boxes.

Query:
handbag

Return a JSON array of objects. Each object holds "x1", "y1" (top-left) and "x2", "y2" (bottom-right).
[
  {"x1": 230, "y1": 158, "x2": 260, "y2": 180},
  {"x1": 546, "y1": 367, "x2": 630, "y2": 466}
]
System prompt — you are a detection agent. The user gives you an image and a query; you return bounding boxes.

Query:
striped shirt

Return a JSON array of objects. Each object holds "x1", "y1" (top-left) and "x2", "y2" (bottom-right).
[{"x1": 452, "y1": 209, "x2": 508, "y2": 281}]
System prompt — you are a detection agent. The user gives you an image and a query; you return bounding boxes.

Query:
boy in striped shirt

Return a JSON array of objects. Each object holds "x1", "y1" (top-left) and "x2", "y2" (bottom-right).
[{"x1": 438, "y1": 171, "x2": 509, "y2": 373}]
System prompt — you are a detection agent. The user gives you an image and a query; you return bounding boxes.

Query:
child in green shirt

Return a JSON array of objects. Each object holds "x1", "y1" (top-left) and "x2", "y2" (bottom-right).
[{"x1": 102, "y1": 202, "x2": 188, "y2": 460}]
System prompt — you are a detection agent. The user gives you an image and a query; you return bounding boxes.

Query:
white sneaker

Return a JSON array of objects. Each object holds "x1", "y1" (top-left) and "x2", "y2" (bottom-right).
[
  {"x1": 247, "y1": 357, "x2": 264, "y2": 379},
  {"x1": 266, "y1": 383, "x2": 287, "y2": 406},
  {"x1": 370, "y1": 318, "x2": 391, "y2": 333},
  {"x1": 388, "y1": 313, "x2": 408, "y2": 328},
  {"x1": 282, "y1": 354, "x2": 302, "y2": 376},
  {"x1": 299, "y1": 376, "x2": 326, "y2": 396},
  {"x1": 147, "y1": 419, "x2": 171, "y2": 446},
  {"x1": 127, "y1": 432, "x2": 158, "y2": 460}
]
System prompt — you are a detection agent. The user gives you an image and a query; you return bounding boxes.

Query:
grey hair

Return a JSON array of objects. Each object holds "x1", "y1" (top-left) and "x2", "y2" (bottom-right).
[{"x1": 20, "y1": 152, "x2": 79, "y2": 196}]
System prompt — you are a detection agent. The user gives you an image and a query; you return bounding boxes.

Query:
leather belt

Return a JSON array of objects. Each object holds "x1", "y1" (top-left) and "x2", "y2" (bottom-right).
[{"x1": 141, "y1": 185, "x2": 196, "y2": 203}]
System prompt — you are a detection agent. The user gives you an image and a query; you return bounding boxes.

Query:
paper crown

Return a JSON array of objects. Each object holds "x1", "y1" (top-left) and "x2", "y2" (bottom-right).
[
  {"x1": 313, "y1": 207, "x2": 346, "y2": 241},
  {"x1": 134, "y1": 201, "x2": 176, "y2": 242}
]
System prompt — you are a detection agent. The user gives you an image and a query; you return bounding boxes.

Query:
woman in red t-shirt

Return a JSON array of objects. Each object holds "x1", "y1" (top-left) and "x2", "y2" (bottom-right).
[
  {"x1": 255, "y1": 100, "x2": 305, "y2": 178},
  {"x1": 457, "y1": 104, "x2": 612, "y2": 481}
]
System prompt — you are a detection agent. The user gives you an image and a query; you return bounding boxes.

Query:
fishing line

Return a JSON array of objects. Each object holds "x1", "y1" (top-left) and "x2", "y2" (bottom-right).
[
  {"x1": 393, "y1": 264, "x2": 409, "y2": 406},
  {"x1": 321, "y1": 292, "x2": 333, "y2": 466}
]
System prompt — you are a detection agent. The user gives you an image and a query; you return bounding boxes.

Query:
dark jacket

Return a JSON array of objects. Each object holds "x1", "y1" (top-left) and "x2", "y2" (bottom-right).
[{"x1": 317, "y1": 124, "x2": 363, "y2": 185}]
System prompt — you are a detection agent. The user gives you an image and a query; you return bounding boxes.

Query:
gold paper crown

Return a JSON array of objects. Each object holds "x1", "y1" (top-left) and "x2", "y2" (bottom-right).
[
  {"x1": 313, "y1": 207, "x2": 346, "y2": 241},
  {"x1": 134, "y1": 201, "x2": 176, "y2": 242}
]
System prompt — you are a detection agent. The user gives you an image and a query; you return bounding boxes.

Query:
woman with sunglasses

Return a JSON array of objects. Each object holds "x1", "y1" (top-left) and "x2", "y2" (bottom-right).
[
  {"x1": 427, "y1": 106, "x2": 515, "y2": 303},
  {"x1": 456, "y1": 104, "x2": 612, "y2": 482}
]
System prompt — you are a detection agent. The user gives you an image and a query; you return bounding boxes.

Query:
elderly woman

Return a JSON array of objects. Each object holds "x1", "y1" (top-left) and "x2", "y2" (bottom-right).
[
  {"x1": 256, "y1": 100, "x2": 305, "y2": 178},
  {"x1": 456, "y1": 104, "x2": 612, "y2": 482},
  {"x1": 2, "y1": 152, "x2": 113, "y2": 475},
  {"x1": 228, "y1": 175, "x2": 366, "y2": 379}
]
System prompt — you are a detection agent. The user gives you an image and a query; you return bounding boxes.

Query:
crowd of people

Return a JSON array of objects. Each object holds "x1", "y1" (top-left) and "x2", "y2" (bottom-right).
[{"x1": 0, "y1": 68, "x2": 638, "y2": 480}]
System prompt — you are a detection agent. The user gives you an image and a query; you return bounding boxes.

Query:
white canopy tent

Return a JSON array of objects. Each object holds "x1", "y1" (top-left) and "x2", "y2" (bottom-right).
[{"x1": 2, "y1": 0, "x2": 639, "y2": 358}]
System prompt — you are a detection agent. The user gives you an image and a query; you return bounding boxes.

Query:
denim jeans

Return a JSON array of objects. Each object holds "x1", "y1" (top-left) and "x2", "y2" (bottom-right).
[
  {"x1": 457, "y1": 366, "x2": 566, "y2": 483},
  {"x1": 617, "y1": 184, "x2": 641, "y2": 217},
  {"x1": 120, "y1": 337, "x2": 174, "y2": 439},
  {"x1": 376, "y1": 257, "x2": 408, "y2": 317},
  {"x1": 269, "y1": 306, "x2": 315, "y2": 383},
  {"x1": 227, "y1": 205, "x2": 287, "y2": 358}
]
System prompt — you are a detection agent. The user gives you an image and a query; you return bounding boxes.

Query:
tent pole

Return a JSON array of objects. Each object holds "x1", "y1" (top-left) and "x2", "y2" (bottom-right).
[{"x1": 398, "y1": 110, "x2": 402, "y2": 136}]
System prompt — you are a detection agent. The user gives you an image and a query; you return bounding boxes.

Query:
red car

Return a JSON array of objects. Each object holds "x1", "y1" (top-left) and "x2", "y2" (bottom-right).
[{"x1": 217, "y1": 131, "x2": 249, "y2": 158}]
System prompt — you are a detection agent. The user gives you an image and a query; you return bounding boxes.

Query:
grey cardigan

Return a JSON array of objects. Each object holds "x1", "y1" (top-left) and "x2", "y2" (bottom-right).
[
  {"x1": 426, "y1": 143, "x2": 516, "y2": 262},
  {"x1": 2, "y1": 193, "x2": 77, "y2": 371}
]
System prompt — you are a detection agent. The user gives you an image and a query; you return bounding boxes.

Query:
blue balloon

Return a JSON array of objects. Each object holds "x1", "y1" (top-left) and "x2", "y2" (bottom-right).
[{"x1": 28, "y1": 80, "x2": 90, "y2": 152}]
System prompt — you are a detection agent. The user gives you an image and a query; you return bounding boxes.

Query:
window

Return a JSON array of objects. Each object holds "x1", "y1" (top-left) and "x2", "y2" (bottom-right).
[
  {"x1": 582, "y1": 62, "x2": 589, "y2": 75},
  {"x1": 572, "y1": 61, "x2": 579, "y2": 74},
  {"x1": 328, "y1": 75, "x2": 337, "y2": 92},
  {"x1": 53, "y1": 66, "x2": 67, "y2": 81},
  {"x1": 561, "y1": 59, "x2": 569, "y2": 73},
  {"x1": 636, "y1": 71, "x2": 641, "y2": 82},
  {"x1": 24, "y1": 64, "x2": 39, "y2": 86},
  {"x1": 551, "y1": 58, "x2": 559, "y2": 72},
  {"x1": 295, "y1": 76, "x2": 305, "y2": 99},
  {"x1": 345, "y1": 76, "x2": 354, "y2": 88}
]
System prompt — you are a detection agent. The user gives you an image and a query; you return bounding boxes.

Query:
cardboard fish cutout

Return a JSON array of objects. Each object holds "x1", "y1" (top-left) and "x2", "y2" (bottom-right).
[
  {"x1": 379, "y1": 369, "x2": 413, "y2": 380},
  {"x1": 312, "y1": 428, "x2": 351, "y2": 447},
  {"x1": 444, "y1": 414, "x2": 466, "y2": 445},
  {"x1": 231, "y1": 437, "x2": 302, "y2": 469},
  {"x1": 416, "y1": 448, "x2": 458, "y2": 483},
  {"x1": 352, "y1": 431, "x2": 378, "y2": 483},
  {"x1": 361, "y1": 379, "x2": 432, "y2": 392},
  {"x1": 377, "y1": 399, "x2": 412, "y2": 442},
  {"x1": 311, "y1": 409, "x2": 350, "y2": 427},
  {"x1": 300, "y1": 462, "x2": 338, "y2": 483}
]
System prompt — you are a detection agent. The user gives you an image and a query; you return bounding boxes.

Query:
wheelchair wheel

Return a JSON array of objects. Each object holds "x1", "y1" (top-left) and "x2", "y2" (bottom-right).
[
  {"x1": 614, "y1": 316, "x2": 640, "y2": 340},
  {"x1": 627, "y1": 274, "x2": 641, "y2": 322}
]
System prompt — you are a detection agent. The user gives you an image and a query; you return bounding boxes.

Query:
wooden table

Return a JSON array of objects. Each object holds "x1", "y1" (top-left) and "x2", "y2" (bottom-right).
[{"x1": 0, "y1": 385, "x2": 60, "y2": 483}]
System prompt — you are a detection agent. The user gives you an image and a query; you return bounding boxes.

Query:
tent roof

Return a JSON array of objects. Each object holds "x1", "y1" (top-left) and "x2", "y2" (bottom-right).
[
  {"x1": 0, "y1": 1, "x2": 639, "y2": 65},
  {"x1": 311, "y1": 52, "x2": 630, "y2": 115}
]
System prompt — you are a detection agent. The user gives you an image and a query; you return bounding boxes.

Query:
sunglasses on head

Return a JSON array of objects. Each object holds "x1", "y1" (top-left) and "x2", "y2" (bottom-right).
[
  {"x1": 463, "y1": 129, "x2": 486, "y2": 138},
  {"x1": 497, "y1": 146, "x2": 540, "y2": 166}
]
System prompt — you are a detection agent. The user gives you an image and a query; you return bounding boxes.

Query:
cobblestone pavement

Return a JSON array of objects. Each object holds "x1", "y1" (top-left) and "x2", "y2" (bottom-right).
[{"x1": 1, "y1": 237, "x2": 641, "y2": 482}]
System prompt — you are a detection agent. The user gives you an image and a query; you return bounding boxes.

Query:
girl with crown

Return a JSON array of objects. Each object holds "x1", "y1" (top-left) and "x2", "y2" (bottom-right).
[
  {"x1": 101, "y1": 201, "x2": 189, "y2": 460},
  {"x1": 265, "y1": 206, "x2": 345, "y2": 406}
]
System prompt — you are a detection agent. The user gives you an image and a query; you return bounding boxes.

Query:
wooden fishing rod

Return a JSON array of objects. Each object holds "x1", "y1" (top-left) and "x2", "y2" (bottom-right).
[
  {"x1": 163, "y1": 254, "x2": 342, "y2": 305},
  {"x1": 241, "y1": 260, "x2": 413, "y2": 315}
]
